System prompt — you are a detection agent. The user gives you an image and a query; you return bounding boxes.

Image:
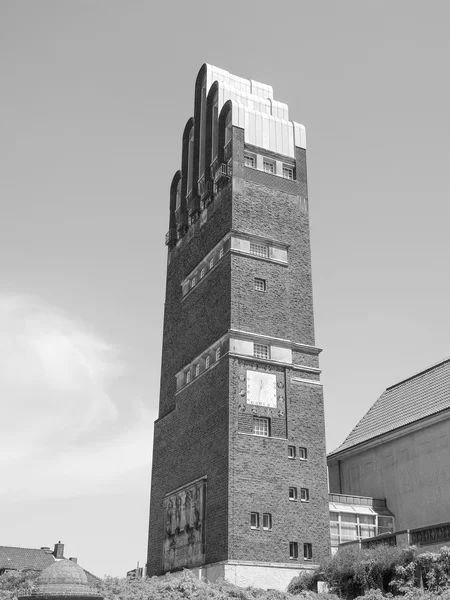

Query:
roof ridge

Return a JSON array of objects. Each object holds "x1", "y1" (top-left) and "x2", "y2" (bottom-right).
[{"x1": 386, "y1": 356, "x2": 450, "y2": 391}]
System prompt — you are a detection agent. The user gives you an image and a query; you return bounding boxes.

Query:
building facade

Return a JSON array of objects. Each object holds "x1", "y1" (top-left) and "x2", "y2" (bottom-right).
[
  {"x1": 147, "y1": 64, "x2": 330, "y2": 589},
  {"x1": 328, "y1": 358, "x2": 450, "y2": 552}
]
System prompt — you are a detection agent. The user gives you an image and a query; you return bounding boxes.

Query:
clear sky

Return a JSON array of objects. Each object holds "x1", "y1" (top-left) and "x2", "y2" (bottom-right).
[{"x1": 1, "y1": 0, "x2": 450, "y2": 580}]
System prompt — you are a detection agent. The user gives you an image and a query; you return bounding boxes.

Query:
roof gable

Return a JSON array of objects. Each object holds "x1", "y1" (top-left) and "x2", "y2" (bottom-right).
[{"x1": 329, "y1": 358, "x2": 450, "y2": 456}]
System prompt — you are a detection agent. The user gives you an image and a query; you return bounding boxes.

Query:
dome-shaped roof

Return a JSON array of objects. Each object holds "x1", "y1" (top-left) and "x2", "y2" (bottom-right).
[
  {"x1": 25, "y1": 560, "x2": 103, "y2": 599},
  {"x1": 37, "y1": 560, "x2": 89, "y2": 587}
]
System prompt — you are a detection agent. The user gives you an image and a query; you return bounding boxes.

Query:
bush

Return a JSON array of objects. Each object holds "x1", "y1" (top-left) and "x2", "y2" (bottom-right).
[
  {"x1": 0, "y1": 570, "x2": 40, "y2": 600},
  {"x1": 287, "y1": 572, "x2": 318, "y2": 594}
]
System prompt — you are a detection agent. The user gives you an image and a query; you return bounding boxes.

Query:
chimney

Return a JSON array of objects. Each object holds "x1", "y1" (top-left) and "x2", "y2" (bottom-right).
[
  {"x1": 69, "y1": 557, "x2": 78, "y2": 564},
  {"x1": 53, "y1": 541, "x2": 64, "y2": 559}
]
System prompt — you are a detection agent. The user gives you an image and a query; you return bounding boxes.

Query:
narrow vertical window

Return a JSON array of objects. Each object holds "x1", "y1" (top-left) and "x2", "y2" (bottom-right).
[
  {"x1": 219, "y1": 248, "x2": 224, "y2": 259},
  {"x1": 205, "y1": 356, "x2": 210, "y2": 369},
  {"x1": 211, "y1": 92, "x2": 219, "y2": 163},
  {"x1": 289, "y1": 487, "x2": 298, "y2": 501},
  {"x1": 289, "y1": 542, "x2": 298, "y2": 560},
  {"x1": 263, "y1": 513, "x2": 272, "y2": 530},
  {"x1": 195, "y1": 364, "x2": 200, "y2": 377},
  {"x1": 299, "y1": 447, "x2": 308, "y2": 460},
  {"x1": 200, "y1": 268, "x2": 205, "y2": 279},
  {"x1": 209, "y1": 258, "x2": 214, "y2": 269},
  {"x1": 288, "y1": 446, "x2": 296, "y2": 459},
  {"x1": 300, "y1": 488, "x2": 310, "y2": 502},
  {"x1": 175, "y1": 179, "x2": 181, "y2": 210},
  {"x1": 187, "y1": 127, "x2": 195, "y2": 194},
  {"x1": 191, "y1": 277, "x2": 196, "y2": 288},
  {"x1": 199, "y1": 77, "x2": 207, "y2": 181},
  {"x1": 250, "y1": 512, "x2": 260, "y2": 529},
  {"x1": 215, "y1": 347, "x2": 221, "y2": 361},
  {"x1": 282, "y1": 165, "x2": 294, "y2": 180},
  {"x1": 225, "y1": 110, "x2": 232, "y2": 147},
  {"x1": 304, "y1": 543, "x2": 312, "y2": 560},
  {"x1": 186, "y1": 371, "x2": 191, "y2": 384}
]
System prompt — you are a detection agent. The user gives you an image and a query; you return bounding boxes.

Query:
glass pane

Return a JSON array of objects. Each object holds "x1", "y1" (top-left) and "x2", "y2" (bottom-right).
[
  {"x1": 330, "y1": 512, "x2": 339, "y2": 521},
  {"x1": 341, "y1": 513, "x2": 357, "y2": 523},
  {"x1": 359, "y1": 515, "x2": 376, "y2": 525}
]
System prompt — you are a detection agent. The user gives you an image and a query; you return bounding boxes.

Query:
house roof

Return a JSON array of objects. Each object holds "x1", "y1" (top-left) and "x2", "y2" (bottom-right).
[
  {"x1": 0, "y1": 546, "x2": 55, "y2": 572},
  {"x1": 328, "y1": 357, "x2": 450, "y2": 457}
]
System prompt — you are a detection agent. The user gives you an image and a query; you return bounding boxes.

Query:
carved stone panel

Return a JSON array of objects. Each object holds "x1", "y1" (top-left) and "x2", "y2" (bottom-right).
[{"x1": 162, "y1": 479, "x2": 206, "y2": 572}]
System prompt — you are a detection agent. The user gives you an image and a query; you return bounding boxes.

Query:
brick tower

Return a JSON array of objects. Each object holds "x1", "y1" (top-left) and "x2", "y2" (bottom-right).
[{"x1": 147, "y1": 65, "x2": 330, "y2": 589}]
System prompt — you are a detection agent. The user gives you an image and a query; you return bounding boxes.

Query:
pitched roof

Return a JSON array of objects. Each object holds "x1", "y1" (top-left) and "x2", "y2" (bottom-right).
[
  {"x1": 0, "y1": 546, "x2": 55, "y2": 571},
  {"x1": 329, "y1": 357, "x2": 450, "y2": 456}
]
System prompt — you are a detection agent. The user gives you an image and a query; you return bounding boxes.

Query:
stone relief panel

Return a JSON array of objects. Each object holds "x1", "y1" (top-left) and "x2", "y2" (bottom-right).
[{"x1": 162, "y1": 479, "x2": 206, "y2": 572}]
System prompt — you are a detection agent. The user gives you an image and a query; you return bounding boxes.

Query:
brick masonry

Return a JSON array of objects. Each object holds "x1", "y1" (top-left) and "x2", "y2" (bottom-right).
[{"x1": 148, "y1": 113, "x2": 330, "y2": 575}]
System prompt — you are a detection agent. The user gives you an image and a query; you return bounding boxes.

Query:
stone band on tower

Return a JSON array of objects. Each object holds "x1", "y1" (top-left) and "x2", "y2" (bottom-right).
[{"x1": 147, "y1": 64, "x2": 330, "y2": 589}]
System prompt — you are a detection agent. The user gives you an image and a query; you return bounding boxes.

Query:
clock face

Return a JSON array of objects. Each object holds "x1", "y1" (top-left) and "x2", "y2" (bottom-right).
[{"x1": 246, "y1": 370, "x2": 277, "y2": 407}]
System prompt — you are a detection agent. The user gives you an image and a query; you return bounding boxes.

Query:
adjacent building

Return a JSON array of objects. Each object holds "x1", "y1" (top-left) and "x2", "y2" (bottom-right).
[
  {"x1": 147, "y1": 64, "x2": 330, "y2": 589},
  {"x1": 328, "y1": 357, "x2": 450, "y2": 551}
]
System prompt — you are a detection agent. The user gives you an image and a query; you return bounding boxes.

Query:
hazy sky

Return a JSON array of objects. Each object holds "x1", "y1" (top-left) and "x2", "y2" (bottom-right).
[{"x1": 1, "y1": 0, "x2": 450, "y2": 579}]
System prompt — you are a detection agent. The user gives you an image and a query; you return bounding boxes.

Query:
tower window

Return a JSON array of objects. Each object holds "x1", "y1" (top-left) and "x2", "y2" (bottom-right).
[
  {"x1": 289, "y1": 487, "x2": 298, "y2": 501},
  {"x1": 200, "y1": 268, "x2": 205, "y2": 279},
  {"x1": 282, "y1": 165, "x2": 294, "y2": 180},
  {"x1": 253, "y1": 343, "x2": 269, "y2": 359},
  {"x1": 250, "y1": 512, "x2": 260, "y2": 529},
  {"x1": 205, "y1": 356, "x2": 210, "y2": 369},
  {"x1": 210, "y1": 258, "x2": 214, "y2": 269},
  {"x1": 263, "y1": 513, "x2": 272, "y2": 530},
  {"x1": 191, "y1": 277, "x2": 196, "y2": 288},
  {"x1": 288, "y1": 446, "x2": 296, "y2": 459},
  {"x1": 300, "y1": 488, "x2": 310, "y2": 502},
  {"x1": 219, "y1": 248, "x2": 224, "y2": 259},
  {"x1": 215, "y1": 347, "x2": 221, "y2": 361},
  {"x1": 250, "y1": 243, "x2": 268, "y2": 258},
  {"x1": 299, "y1": 447, "x2": 308, "y2": 460},
  {"x1": 289, "y1": 542, "x2": 298, "y2": 560},
  {"x1": 304, "y1": 543, "x2": 312, "y2": 560},
  {"x1": 254, "y1": 278, "x2": 266, "y2": 292},
  {"x1": 253, "y1": 417, "x2": 269, "y2": 437},
  {"x1": 195, "y1": 364, "x2": 200, "y2": 377},
  {"x1": 263, "y1": 160, "x2": 275, "y2": 174},
  {"x1": 244, "y1": 154, "x2": 256, "y2": 168},
  {"x1": 186, "y1": 371, "x2": 191, "y2": 384}
]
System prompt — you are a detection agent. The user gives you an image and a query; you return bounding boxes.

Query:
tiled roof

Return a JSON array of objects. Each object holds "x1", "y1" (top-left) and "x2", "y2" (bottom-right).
[
  {"x1": 329, "y1": 357, "x2": 450, "y2": 456},
  {"x1": 0, "y1": 547, "x2": 55, "y2": 571}
]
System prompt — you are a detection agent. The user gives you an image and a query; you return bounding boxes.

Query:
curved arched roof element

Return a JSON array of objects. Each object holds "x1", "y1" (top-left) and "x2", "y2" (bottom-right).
[{"x1": 194, "y1": 64, "x2": 306, "y2": 155}]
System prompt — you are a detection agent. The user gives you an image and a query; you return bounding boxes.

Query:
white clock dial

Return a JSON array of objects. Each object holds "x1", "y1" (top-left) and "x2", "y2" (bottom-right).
[{"x1": 246, "y1": 370, "x2": 277, "y2": 407}]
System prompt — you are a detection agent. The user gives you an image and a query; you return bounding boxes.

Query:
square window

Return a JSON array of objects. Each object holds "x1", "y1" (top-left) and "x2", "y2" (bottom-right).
[
  {"x1": 215, "y1": 347, "x2": 221, "y2": 361},
  {"x1": 288, "y1": 446, "x2": 296, "y2": 459},
  {"x1": 200, "y1": 268, "x2": 205, "y2": 279},
  {"x1": 209, "y1": 258, "x2": 214, "y2": 269},
  {"x1": 263, "y1": 160, "x2": 275, "y2": 174},
  {"x1": 289, "y1": 542, "x2": 298, "y2": 560},
  {"x1": 205, "y1": 356, "x2": 210, "y2": 369},
  {"x1": 253, "y1": 343, "x2": 269, "y2": 359},
  {"x1": 263, "y1": 513, "x2": 272, "y2": 530},
  {"x1": 219, "y1": 248, "x2": 224, "y2": 259},
  {"x1": 244, "y1": 154, "x2": 256, "y2": 168},
  {"x1": 186, "y1": 371, "x2": 191, "y2": 384},
  {"x1": 195, "y1": 364, "x2": 200, "y2": 377},
  {"x1": 250, "y1": 512, "x2": 260, "y2": 529},
  {"x1": 254, "y1": 278, "x2": 266, "y2": 292},
  {"x1": 299, "y1": 447, "x2": 308, "y2": 460},
  {"x1": 289, "y1": 487, "x2": 298, "y2": 501},
  {"x1": 253, "y1": 417, "x2": 269, "y2": 437},
  {"x1": 300, "y1": 488, "x2": 309, "y2": 502},
  {"x1": 250, "y1": 242, "x2": 268, "y2": 258},
  {"x1": 282, "y1": 165, "x2": 294, "y2": 180},
  {"x1": 304, "y1": 543, "x2": 312, "y2": 560},
  {"x1": 191, "y1": 277, "x2": 196, "y2": 288}
]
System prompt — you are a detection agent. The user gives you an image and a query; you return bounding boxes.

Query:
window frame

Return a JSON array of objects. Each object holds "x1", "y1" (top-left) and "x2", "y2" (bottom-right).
[
  {"x1": 191, "y1": 277, "x2": 196, "y2": 288},
  {"x1": 250, "y1": 242, "x2": 268, "y2": 258},
  {"x1": 262, "y1": 513, "x2": 272, "y2": 530},
  {"x1": 263, "y1": 159, "x2": 275, "y2": 174},
  {"x1": 254, "y1": 278, "x2": 267, "y2": 292},
  {"x1": 215, "y1": 347, "x2": 221, "y2": 361},
  {"x1": 186, "y1": 371, "x2": 191, "y2": 384},
  {"x1": 253, "y1": 416, "x2": 270, "y2": 437},
  {"x1": 253, "y1": 343, "x2": 269, "y2": 359},
  {"x1": 219, "y1": 248, "x2": 224, "y2": 259},
  {"x1": 195, "y1": 364, "x2": 200, "y2": 377},
  {"x1": 300, "y1": 488, "x2": 310, "y2": 502},
  {"x1": 200, "y1": 268, "x2": 205, "y2": 279},
  {"x1": 250, "y1": 512, "x2": 260, "y2": 529},
  {"x1": 289, "y1": 487, "x2": 298, "y2": 501},
  {"x1": 288, "y1": 446, "x2": 296, "y2": 459},
  {"x1": 244, "y1": 153, "x2": 256, "y2": 168},
  {"x1": 303, "y1": 543, "x2": 312, "y2": 561},
  {"x1": 289, "y1": 542, "x2": 299, "y2": 560},
  {"x1": 282, "y1": 164, "x2": 294, "y2": 180},
  {"x1": 205, "y1": 355, "x2": 210, "y2": 369},
  {"x1": 299, "y1": 447, "x2": 308, "y2": 460}
]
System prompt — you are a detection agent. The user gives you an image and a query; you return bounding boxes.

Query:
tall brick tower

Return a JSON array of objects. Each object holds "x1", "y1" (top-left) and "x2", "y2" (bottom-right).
[{"x1": 147, "y1": 65, "x2": 330, "y2": 589}]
